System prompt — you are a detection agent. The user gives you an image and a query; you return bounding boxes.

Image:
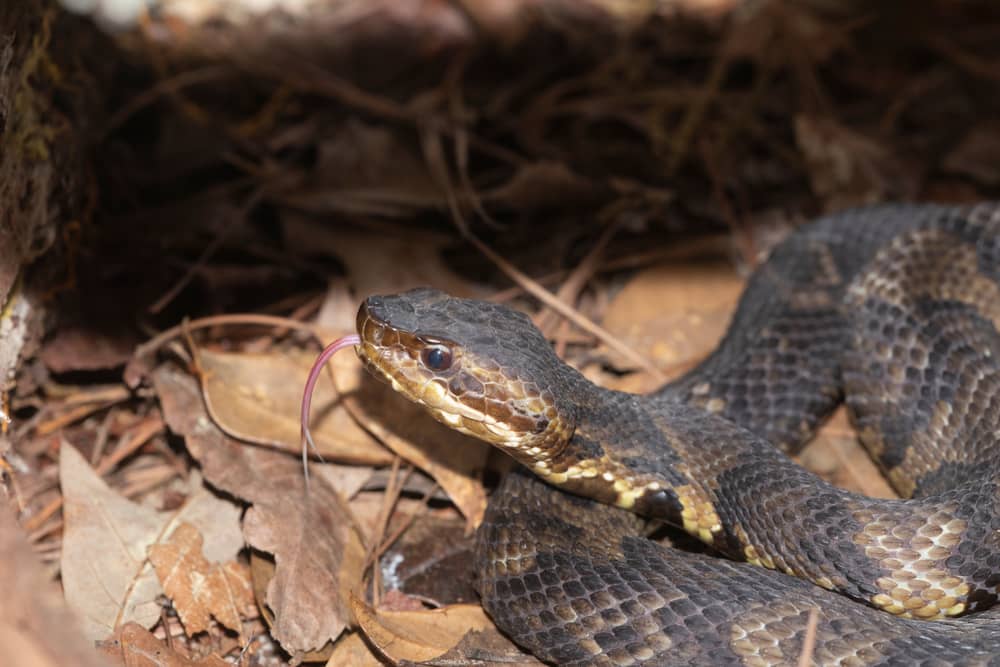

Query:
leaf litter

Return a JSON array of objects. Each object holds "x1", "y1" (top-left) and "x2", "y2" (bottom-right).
[{"x1": 7, "y1": 1, "x2": 1000, "y2": 665}]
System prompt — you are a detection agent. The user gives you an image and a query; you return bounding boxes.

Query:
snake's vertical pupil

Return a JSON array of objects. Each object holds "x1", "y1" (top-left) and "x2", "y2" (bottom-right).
[{"x1": 422, "y1": 346, "x2": 453, "y2": 371}]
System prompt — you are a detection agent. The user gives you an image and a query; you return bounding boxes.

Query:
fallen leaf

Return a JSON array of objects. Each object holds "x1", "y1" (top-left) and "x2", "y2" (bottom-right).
[
  {"x1": 380, "y1": 589, "x2": 428, "y2": 612},
  {"x1": 41, "y1": 326, "x2": 137, "y2": 373},
  {"x1": 413, "y1": 627, "x2": 545, "y2": 666},
  {"x1": 315, "y1": 276, "x2": 358, "y2": 332},
  {"x1": 198, "y1": 348, "x2": 392, "y2": 465},
  {"x1": 112, "y1": 622, "x2": 230, "y2": 667},
  {"x1": 148, "y1": 523, "x2": 255, "y2": 638},
  {"x1": 796, "y1": 407, "x2": 897, "y2": 500},
  {"x1": 380, "y1": 516, "x2": 477, "y2": 606},
  {"x1": 0, "y1": 503, "x2": 111, "y2": 667},
  {"x1": 243, "y1": 475, "x2": 366, "y2": 655},
  {"x1": 331, "y1": 356, "x2": 489, "y2": 529},
  {"x1": 350, "y1": 597, "x2": 493, "y2": 664},
  {"x1": 349, "y1": 490, "x2": 456, "y2": 546},
  {"x1": 325, "y1": 632, "x2": 383, "y2": 667},
  {"x1": 153, "y1": 365, "x2": 367, "y2": 655},
  {"x1": 601, "y1": 259, "x2": 744, "y2": 379},
  {"x1": 60, "y1": 443, "x2": 244, "y2": 642},
  {"x1": 480, "y1": 161, "x2": 606, "y2": 211},
  {"x1": 313, "y1": 461, "x2": 377, "y2": 501}
]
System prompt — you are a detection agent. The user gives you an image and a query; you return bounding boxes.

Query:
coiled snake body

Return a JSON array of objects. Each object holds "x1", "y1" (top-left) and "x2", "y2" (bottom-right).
[{"x1": 354, "y1": 203, "x2": 1000, "y2": 666}]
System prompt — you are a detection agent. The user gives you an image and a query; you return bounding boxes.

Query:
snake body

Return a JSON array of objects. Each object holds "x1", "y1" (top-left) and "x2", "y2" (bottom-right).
[{"x1": 354, "y1": 203, "x2": 1000, "y2": 665}]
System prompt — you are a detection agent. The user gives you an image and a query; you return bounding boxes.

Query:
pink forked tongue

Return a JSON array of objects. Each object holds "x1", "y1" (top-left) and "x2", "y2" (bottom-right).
[{"x1": 300, "y1": 334, "x2": 361, "y2": 467}]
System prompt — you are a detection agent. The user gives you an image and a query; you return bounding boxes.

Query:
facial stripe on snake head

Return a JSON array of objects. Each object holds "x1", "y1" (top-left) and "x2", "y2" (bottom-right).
[{"x1": 355, "y1": 289, "x2": 577, "y2": 461}]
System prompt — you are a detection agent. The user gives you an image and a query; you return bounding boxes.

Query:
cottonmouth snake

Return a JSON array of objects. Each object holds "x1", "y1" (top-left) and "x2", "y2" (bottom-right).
[{"x1": 352, "y1": 203, "x2": 1000, "y2": 665}]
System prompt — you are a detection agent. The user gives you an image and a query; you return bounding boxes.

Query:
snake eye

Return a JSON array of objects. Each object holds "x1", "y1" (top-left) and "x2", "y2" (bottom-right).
[{"x1": 421, "y1": 345, "x2": 453, "y2": 371}]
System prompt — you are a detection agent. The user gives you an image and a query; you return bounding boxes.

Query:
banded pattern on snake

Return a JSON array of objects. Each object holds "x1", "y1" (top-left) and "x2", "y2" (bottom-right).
[{"x1": 353, "y1": 203, "x2": 1000, "y2": 665}]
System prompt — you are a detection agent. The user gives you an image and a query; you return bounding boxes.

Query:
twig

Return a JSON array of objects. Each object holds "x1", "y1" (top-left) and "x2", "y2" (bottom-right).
[
  {"x1": 22, "y1": 416, "x2": 165, "y2": 532},
  {"x1": 666, "y1": 39, "x2": 732, "y2": 176},
  {"x1": 131, "y1": 313, "x2": 320, "y2": 363},
  {"x1": 535, "y1": 219, "x2": 622, "y2": 336},
  {"x1": 35, "y1": 397, "x2": 127, "y2": 437},
  {"x1": 420, "y1": 128, "x2": 666, "y2": 382},
  {"x1": 103, "y1": 65, "x2": 233, "y2": 135},
  {"x1": 797, "y1": 607, "x2": 820, "y2": 667}
]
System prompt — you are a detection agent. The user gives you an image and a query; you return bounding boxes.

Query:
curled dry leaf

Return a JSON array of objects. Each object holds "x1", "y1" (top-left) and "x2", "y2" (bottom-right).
[
  {"x1": 197, "y1": 348, "x2": 392, "y2": 465},
  {"x1": 153, "y1": 365, "x2": 367, "y2": 655},
  {"x1": 60, "y1": 443, "x2": 243, "y2": 642},
  {"x1": 409, "y1": 627, "x2": 546, "y2": 666},
  {"x1": 325, "y1": 632, "x2": 383, "y2": 667},
  {"x1": 111, "y1": 622, "x2": 229, "y2": 667},
  {"x1": 148, "y1": 523, "x2": 256, "y2": 639},
  {"x1": 350, "y1": 596, "x2": 494, "y2": 664}
]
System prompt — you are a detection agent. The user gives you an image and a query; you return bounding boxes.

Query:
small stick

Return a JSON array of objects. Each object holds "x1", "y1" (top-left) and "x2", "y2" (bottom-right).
[{"x1": 797, "y1": 607, "x2": 820, "y2": 667}]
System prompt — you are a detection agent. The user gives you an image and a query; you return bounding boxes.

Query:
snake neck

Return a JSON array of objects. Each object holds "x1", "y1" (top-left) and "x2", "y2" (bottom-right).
[{"x1": 518, "y1": 378, "x2": 722, "y2": 541}]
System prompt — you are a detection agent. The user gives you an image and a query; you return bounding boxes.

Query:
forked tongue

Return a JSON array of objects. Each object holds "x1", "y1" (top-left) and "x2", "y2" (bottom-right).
[{"x1": 299, "y1": 334, "x2": 361, "y2": 474}]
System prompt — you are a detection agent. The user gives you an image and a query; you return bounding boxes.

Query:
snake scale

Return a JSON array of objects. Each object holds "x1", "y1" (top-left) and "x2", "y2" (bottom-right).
[{"x1": 353, "y1": 203, "x2": 1000, "y2": 665}]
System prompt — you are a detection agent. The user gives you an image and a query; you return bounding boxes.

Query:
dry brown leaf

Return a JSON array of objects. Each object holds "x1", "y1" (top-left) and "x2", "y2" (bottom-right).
[
  {"x1": 601, "y1": 260, "x2": 744, "y2": 382},
  {"x1": 60, "y1": 443, "x2": 244, "y2": 642},
  {"x1": 412, "y1": 627, "x2": 546, "y2": 666},
  {"x1": 351, "y1": 597, "x2": 494, "y2": 664},
  {"x1": 148, "y1": 523, "x2": 255, "y2": 638},
  {"x1": 330, "y1": 354, "x2": 489, "y2": 528},
  {"x1": 0, "y1": 503, "x2": 112, "y2": 667},
  {"x1": 153, "y1": 365, "x2": 367, "y2": 655},
  {"x1": 797, "y1": 407, "x2": 897, "y2": 500},
  {"x1": 40, "y1": 326, "x2": 137, "y2": 373},
  {"x1": 156, "y1": 361, "x2": 371, "y2": 501},
  {"x1": 315, "y1": 276, "x2": 358, "y2": 332},
  {"x1": 480, "y1": 161, "x2": 604, "y2": 211},
  {"x1": 198, "y1": 348, "x2": 392, "y2": 465},
  {"x1": 325, "y1": 632, "x2": 384, "y2": 667},
  {"x1": 112, "y1": 622, "x2": 230, "y2": 667},
  {"x1": 243, "y1": 475, "x2": 366, "y2": 655},
  {"x1": 381, "y1": 515, "x2": 477, "y2": 606}
]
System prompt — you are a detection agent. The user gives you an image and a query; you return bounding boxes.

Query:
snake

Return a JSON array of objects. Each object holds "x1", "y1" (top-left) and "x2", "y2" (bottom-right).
[{"x1": 350, "y1": 203, "x2": 1000, "y2": 666}]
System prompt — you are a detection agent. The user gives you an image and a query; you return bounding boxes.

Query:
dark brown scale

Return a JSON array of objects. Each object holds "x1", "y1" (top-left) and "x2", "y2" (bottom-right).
[
  {"x1": 357, "y1": 203, "x2": 1000, "y2": 665},
  {"x1": 479, "y1": 471, "x2": 1000, "y2": 667}
]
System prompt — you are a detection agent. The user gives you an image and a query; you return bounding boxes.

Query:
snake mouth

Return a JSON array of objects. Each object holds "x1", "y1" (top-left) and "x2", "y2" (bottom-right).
[{"x1": 355, "y1": 298, "x2": 531, "y2": 448}]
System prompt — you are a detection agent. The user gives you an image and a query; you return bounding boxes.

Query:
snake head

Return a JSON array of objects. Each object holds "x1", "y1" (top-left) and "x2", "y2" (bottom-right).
[{"x1": 356, "y1": 288, "x2": 577, "y2": 460}]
